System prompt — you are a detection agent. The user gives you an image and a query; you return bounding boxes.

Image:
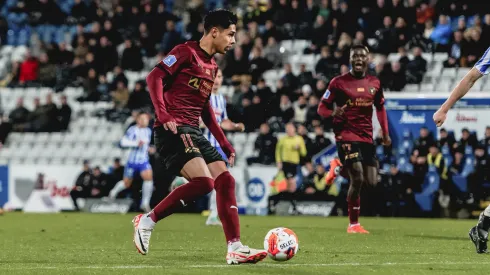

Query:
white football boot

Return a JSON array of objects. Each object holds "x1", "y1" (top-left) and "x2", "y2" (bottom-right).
[
  {"x1": 132, "y1": 214, "x2": 154, "y2": 255},
  {"x1": 226, "y1": 245, "x2": 268, "y2": 265},
  {"x1": 205, "y1": 210, "x2": 222, "y2": 226}
]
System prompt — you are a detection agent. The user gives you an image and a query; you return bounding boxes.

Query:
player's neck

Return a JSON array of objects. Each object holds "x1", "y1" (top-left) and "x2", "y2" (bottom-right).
[
  {"x1": 349, "y1": 70, "x2": 366, "y2": 79},
  {"x1": 199, "y1": 38, "x2": 216, "y2": 57}
]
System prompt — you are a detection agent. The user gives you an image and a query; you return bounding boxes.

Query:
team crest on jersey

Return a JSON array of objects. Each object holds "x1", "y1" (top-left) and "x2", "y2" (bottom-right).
[
  {"x1": 323, "y1": 89, "x2": 331, "y2": 99},
  {"x1": 163, "y1": 55, "x2": 177, "y2": 67},
  {"x1": 369, "y1": 87, "x2": 377, "y2": 95}
]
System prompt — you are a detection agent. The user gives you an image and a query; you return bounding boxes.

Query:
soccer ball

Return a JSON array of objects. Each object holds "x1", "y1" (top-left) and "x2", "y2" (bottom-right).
[{"x1": 264, "y1": 227, "x2": 299, "y2": 261}]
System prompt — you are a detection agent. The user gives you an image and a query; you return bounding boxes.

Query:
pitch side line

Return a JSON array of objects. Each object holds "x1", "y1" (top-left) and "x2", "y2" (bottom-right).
[{"x1": 2, "y1": 262, "x2": 490, "y2": 270}]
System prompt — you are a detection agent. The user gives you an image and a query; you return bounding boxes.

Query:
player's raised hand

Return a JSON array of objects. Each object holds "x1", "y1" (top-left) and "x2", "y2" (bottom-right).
[
  {"x1": 433, "y1": 109, "x2": 447, "y2": 127},
  {"x1": 332, "y1": 105, "x2": 347, "y2": 117}
]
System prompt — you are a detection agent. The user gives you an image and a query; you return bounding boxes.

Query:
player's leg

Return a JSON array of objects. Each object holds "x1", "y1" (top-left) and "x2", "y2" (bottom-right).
[
  {"x1": 470, "y1": 206, "x2": 490, "y2": 253},
  {"x1": 208, "y1": 160, "x2": 267, "y2": 264},
  {"x1": 206, "y1": 146, "x2": 227, "y2": 226},
  {"x1": 109, "y1": 175, "x2": 132, "y2": 199},
  {"x1": 133, "y1": 157, "x2": 214, "y2": 255},
  {"x1": 140, "y1": 165, "x2": 154, "y2": 213}
]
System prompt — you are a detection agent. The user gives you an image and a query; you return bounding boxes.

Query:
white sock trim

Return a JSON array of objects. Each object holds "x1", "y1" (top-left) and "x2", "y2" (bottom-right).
[
  {"x1": 141, "y1": 181, "x2": 153, "y2": 206},
  {"x1": 110, "y1": 180, "x2": 127, "y2": 198}
]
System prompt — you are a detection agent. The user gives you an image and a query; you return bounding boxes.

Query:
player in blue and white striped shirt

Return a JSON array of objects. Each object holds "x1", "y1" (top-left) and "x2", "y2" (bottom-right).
[
  {"x1": 109, "y1": 112, "x2": 154, "y2": 212},
  {"x1": 202, "y1": 69, "x2": 244, "y2": 226},
  {"x1": 433, "y1": 46, "x2": 490, "y2": 253}
]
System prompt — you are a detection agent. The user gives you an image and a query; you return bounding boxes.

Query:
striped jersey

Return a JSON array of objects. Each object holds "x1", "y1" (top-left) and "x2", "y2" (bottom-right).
[
  {"x1": 204, "y1": 93, "x2": 228, "y2": 147},
  {"x1": 475, "y1": 47, "x2": 490, "y2": 75},
  {"x1": 120, "y1": 125, "x2": 152, "y2": 164}
]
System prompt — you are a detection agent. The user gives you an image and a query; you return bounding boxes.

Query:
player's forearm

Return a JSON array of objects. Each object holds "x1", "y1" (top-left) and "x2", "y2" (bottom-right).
[
  {"x1": 440, "y1": 68, "x2": 483, "y2": 113},
  {"x1": 220, "y1": 119, "x2": 240, "y2": 131},
  {"x1": 376, "y1": 106, "x2": 389, "y2": 136},
  {"x1": 317, "y1": 102, "x2": 333, "y2": 118},
  {"x1": 120, "y1": 137, "x2": 139, "y2": 148},
  {"x1": 146, "y1": 68, "x2": 172, "y2": 123},
  {"x1": 202, "y1": 103, "x2": 230, "y2": 147}
]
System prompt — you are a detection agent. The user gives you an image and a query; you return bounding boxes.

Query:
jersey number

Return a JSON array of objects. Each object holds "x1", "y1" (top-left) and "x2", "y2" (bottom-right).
[{"x1": 188, "y1": 76, "x2": 201, "y2": 89}]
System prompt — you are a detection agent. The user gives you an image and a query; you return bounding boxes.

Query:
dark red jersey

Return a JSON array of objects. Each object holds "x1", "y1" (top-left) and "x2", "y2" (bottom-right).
[
  {"x1": 154, "y1": 41, "x2": 218, "y2": 128},
  {"x1": 321, "y1": 73, "x2": 384, "y2": 143}
]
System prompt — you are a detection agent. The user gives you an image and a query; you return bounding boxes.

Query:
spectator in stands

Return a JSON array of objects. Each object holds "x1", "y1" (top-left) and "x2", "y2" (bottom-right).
[
  {"x1": 96, "y1": 75, "x2": 110, "y2": 101},
  {"x1": 137, "y1": 22, "x2": 157, "y2": 57},
  {"x1": 414, "y1": 126, "x2": 435, "y2": 156},
  {"x1": 455, "y1": 128, "x2": 478, "y2": 151},
  {"x1": 223, "y1": 46, "x2": 249, "y2": 81},
  {"x1": 243, "y1": 95, "x2": 266, "y2": 132},
  {"x1": 44, "y1": 93, "x2": 58, "y2": 132},
  {"x1": 278, "y1": 95, "x2": 295, "y2": 125},
  {"x1": 127, "y1": 81, "x2": 151, "y2": 112},
  {"x1": 70, "y1": 160, "x2": 92, "y2": 211},
  {"x1": 298, "y1": 64, "x2": 314, "y2": 88},
  {"x1": 108, "y1": 158, "x2": 124, "y2": 190},
  {"x1": 89, "y1": 166, "x2": 110, "y2": 198},
  {"x1": 121, "y1": 39, "x2": 143, "y2": 72},
  {"x1": 247, "y1": 123, "x2": 277, "y2": 166},
  {"x1": 79, "y1": 68, "x2": 100, "y2": 102},
  {"x1": 293, "y1": 95, "x2": 308, "y2": 124},
  {"x1": 19, "y1": 51, "x2": 39, "y2": 86},
  {"x1": 387, "y1": 61, "x2": 406, "y2": 91},
  {"x1": 394, "y1": 17, "x2": 411, "y2": 50},
  {"x1": 263, "y1": 36, "x2": 282, "y2": 69},
  {"x1": 430, "y1": 15, "x2": 452, "y2": 51},
  {"x1": 463, "y1": 28, "x2": 484, "y2": 67},
  {"x1": 306, "y1": 95, "x2": 320, "y2": 129},
  {"x1": 231, "y1": 81, "x2": 253, "y2": 111},
  {"x1": 111, "y1": 81, "x2": 129, "y2": 110},
  {"x1": 95, "y1": 36, "x2": 118, "y2": 74},
  {"x1": 438, "y1": 128, "x2": 456, "y2": 149},
  {"x1": 304, "y1": 15, "x2": 329, "y2": 54},
  {"x1": 38, "y1": 53, "x2": 57, "y2": 87},
  {"x1": 449, "y1": 149, "x2": 465, "y2": 176},
  {"x1": 9, "y1": 97, "x2": 30, "y2": 131},
  {"x1": 311, "y1": 125, "x2": 331, "y2": 157},
  {"x1": 375, "y1": 16, "x2": 396, "y2": 55},
  {"x1": 249, "y1": 46, "x2": 272, "y2": 84},
  {"x1": 427, "y1": 144, "x2": 448, "y2": 182},
  {"x1": 161, "y1": 20, "x2": 181, "y2": 54},
  {"x1": 0, "y1": 112, "x2": 12, "y2": 147},
  {"x1": 53, "y1": 43, "x2": 75, "y2": 66},
  {"x1": 110, "y1": 66, "x2": 128, "y2": 91},
  {"x1": 297, "y1": 124, "x2": 313, "y2": 163},
  {"x1": 57, "y1": 95, "x2": 71, "y2": 132},
  {"x1": 256, "y1": 78, "x2": 275, "y2": 117},
  {"x1": 481, "y1": 127, "x2": 490, "y2": 151},
  {"x1": 469, "y1": 144, "x2": 490, "y2": 201},
  {"x1": 281, "y1": 63, "x2": 299, "y2": 91},
  {"x1": 444, "y1": 31, "x2": 465, "y2": 68},
  {"x1": 102, "y1": 19, "x2": 122, "y2": 47},
  {"x1": 406, "y1": 46, "x2": 427, "y2": 84}
]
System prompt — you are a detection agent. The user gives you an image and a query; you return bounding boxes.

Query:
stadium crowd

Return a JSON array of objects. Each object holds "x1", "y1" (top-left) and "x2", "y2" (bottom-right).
[{"x1": 1, "y1": 0, "x2": 490, "y2": 217}]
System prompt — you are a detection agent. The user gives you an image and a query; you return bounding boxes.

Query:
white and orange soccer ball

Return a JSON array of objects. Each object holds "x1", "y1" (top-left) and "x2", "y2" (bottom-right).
[{"x1": 264, "y1": 227, "x2": 299, "y2": 261}]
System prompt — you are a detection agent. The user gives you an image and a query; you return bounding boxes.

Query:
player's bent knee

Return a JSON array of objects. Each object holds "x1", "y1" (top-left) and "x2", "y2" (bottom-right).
[{"x1": 214, "y1": 171, "x2": 235, "y2": 191}]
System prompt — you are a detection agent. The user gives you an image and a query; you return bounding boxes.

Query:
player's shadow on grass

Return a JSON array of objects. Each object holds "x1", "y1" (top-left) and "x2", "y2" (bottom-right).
[{"x1": 405, "y1": 234, "x2": 468, "y2": 241}]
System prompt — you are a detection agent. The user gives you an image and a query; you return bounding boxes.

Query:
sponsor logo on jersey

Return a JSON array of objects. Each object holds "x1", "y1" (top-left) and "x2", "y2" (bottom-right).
[
  {"x1": 323, "y1": 89, "x2": 331, "y2": 99},
  {"x1": 188, "y1": 76, "x2": 201, "y2": 89},
  {"x1": 163, "y1": 55, "x2": 177, "y2": 67},
  {"x1": 369, "y1": 87, "x2": 377, "y2": 95},
  {"x1": 399, "y1": 111, "x2": 426, "y2": 124},
  {"x1": 357, "y1": 87, "x2": 365, "y2": 92}
]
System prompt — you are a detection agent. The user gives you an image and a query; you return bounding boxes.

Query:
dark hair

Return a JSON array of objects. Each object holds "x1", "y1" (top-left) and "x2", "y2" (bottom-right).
[
  {"x1": 203, "y1": 9, "x2": 238, "y2": 32},
  {"x1": 350, "y1": 44, "x2": 369, "y2": 53}
]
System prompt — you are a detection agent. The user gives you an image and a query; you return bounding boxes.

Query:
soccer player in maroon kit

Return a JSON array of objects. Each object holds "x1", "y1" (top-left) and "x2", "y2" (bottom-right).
[
  {"x1": 132, "y1": 9, "x2": 267, "y2": 264},
  {"x1": 318, "y1": 45, "x2": 391, "y2": 234}
]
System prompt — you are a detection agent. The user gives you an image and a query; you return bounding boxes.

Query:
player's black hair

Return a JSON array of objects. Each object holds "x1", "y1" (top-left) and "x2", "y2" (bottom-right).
[
  {"x1": 203, "y1": 9, "x2": 238, "y2": 32},
  {"x1": 350, "y1": 44, "x2": 370, "y2": 53}
]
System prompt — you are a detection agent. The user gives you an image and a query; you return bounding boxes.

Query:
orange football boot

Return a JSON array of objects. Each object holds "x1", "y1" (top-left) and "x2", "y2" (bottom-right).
[
  {"x1": 347, "y1": 224, "x2": 370, "y2": 234},
  {"x1": 326, "y1": 158, "x2": 342, "y2": 185}
]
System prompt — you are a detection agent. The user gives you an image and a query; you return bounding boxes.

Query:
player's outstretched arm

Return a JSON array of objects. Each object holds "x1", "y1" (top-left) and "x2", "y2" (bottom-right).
[
  {"x1": 433, "y1": 67, "x2": 483, "y2": 127},
  {"x1": 220, "y1": 119, "x2": 245, "y2": 132},
  {"x1": 146, "y1": 68, "x2": 177, "y2": 133},
  {"x1": 201, "y1": 101, "x2": 236, "y2": 165}
]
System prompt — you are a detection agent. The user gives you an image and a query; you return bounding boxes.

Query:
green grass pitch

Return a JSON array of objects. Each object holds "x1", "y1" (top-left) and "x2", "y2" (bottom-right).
[{"x1": 0, "y1": 213, "x2": 489, "y2": 275}]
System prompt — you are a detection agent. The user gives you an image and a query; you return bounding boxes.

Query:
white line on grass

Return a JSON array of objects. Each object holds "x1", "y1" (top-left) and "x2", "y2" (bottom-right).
[{"x1": 2, "y1": 262, "x2": 490, "y2": 270}]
